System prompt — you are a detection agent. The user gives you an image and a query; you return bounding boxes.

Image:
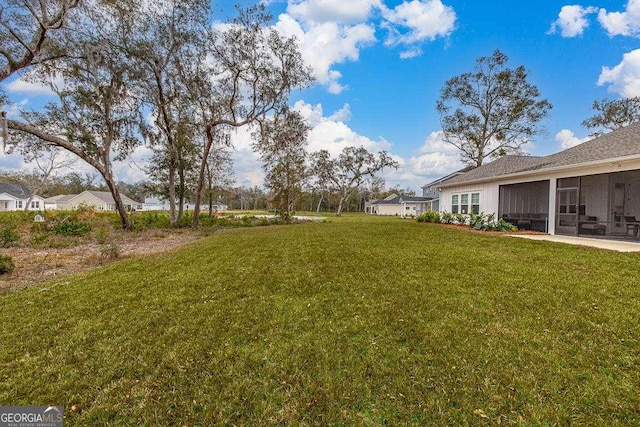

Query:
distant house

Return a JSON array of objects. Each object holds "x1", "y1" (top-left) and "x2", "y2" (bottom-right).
[
  {"x1": 436, "y1": 121, "x2": 640, "y2": 238},
  {"x1": 141, "y1": 196, "x2": 228, "y2": 212},
  {"x1": 365, "y1": 193, "x2": 434, "y2": 217},
  {"x1": 44, "y1": 194, "x2": 74, "y2": 210},
  {"x1": 0, "y1": 182, "x2": 45, "y2": 212},
  {"x1": 48, "y1": 190, "x2": 142, "y2": 211}
]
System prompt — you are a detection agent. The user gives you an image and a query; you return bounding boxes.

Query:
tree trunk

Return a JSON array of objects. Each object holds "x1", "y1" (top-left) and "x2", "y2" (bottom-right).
[
  {"x1": 192, "y1": 124, "x2": 215, "y2": 229},
  {"x1": 103, "y1": 168, "x2": 131, "y2": 230},
  {"x1": 168, "y1": 160, "x2": 177, "y2": 225},
  {"x1": 176, "y1": 162, "x2": 185, "y2": 224},
  {"x1": 316, "y1": 193, "x2": 324, "y2": 212},
  {"x1": 206, "y1": 163, "x2": 214, "y2": 217},
  {"x1": 336, "y1": 194, "x2": 347, "y2": 216}
]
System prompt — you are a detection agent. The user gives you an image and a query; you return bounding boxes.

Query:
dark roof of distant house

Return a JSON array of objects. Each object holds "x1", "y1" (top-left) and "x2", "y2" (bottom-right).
[
  {"x1": 0, "y1": 182, "x2": 32, "y2": 198},
  {"x1": 371, "y1": 194, "x2": 433, "y2": 205},
  {"x1": 439, "y1": 121, "x2": 640, "y2": 188}
]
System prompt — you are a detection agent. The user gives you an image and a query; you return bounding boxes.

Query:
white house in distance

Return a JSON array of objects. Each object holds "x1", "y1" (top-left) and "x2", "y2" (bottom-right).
[
  {"x1": 365, "y1": 193, "x2": 434, "y2": 217},
  {"x1": 141, "y1": 196, "x2": 228, "y2": 212},
  {"x1": 435, "y1": 121, "x2": 640, "y2": 239},
  {"x1": 45, "y1": 190, "x2": 142, "y2": 211},
  {"x1": 0, "y1": 182, "x2": 45, "y2": 211}
]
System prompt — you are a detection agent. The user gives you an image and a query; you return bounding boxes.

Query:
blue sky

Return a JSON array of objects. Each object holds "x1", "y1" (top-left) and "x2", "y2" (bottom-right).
[{"x1": 3, "y1": 0, "x2": 640, "y2": 192}]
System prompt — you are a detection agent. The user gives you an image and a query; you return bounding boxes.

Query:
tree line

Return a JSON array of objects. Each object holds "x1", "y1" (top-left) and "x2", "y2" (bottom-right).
[
  {"x1": 1, "y1": 0, "x2": 399, "y2": 226},
  {"x1": 1, "y1": 0, "x2": 314, "y2": 229}
]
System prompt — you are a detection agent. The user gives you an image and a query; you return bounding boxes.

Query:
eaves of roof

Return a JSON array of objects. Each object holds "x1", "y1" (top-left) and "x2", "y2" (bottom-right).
[{"x1": 438, "y1": 121, "x2": 640, "y2": 188}]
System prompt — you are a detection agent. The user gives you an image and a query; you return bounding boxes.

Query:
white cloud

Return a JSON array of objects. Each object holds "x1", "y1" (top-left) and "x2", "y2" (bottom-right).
[
  {"x1": 555, "y1": 129, "x2": 590, "y2": 150},
  {"x1": 275, "y1": 14, "x2": 376, "y2": 94},
  {"x1": 597, "y1": 49, "x2": 640, "y2": 97},
  {"x1": 3, "y1": 99, "x2": 29, "y2": 119},
  {"x1": 5, "y1": 78, "x2": 56, "y2": 96},
  {"x1": 327, "y1": 103, "x2": 352, "y2": 122},
  {"x1": 227, "y1": 127, "x2": 265, "y2": 187},
  {"x1": 549, "y1": 5, "x2": 597, "y2": 37},
  {"x1": 4, "y1": 72, "x2": 64, "y2": 96},
  {"x1": 598, "y1": 0, "x2": 640, "y2": 37},
  {"x1": 381, "y1": 0, "x2": 456, "y2": 47},
  {"x1": 287, "y1": 0, "x2": 381, "y2": 24},
  {"x1": 372, "y1": 131, "x2": 463, "y2": 191},
  {"x1": 399, "y1": 48, "x2": 423, "y2": 59},
  {"x1": 412, "y1": 130, "x2": 463, "y2": 174}
]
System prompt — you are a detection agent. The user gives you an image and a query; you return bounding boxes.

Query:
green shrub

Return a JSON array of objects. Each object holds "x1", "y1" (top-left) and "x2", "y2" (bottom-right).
[
  {"x1": 53, "y1": 219, "x2": 92, "y2": 236},
  {"x1": 469, "y1": 212, "x2": 495, "y2": 230},
  {"x1": 0, "y1": 255, "x2": 15, "y2": 274},
  {"x1": 31, "y1": 233, "x2": 50, "y2": 246},
  {"x1": 0, "y1": 224, "x2": 20, "y2": 247},
  {"x1": 454, "y1": 213, "x2": 466, "y2": 225},
  {"x1": 417, "y1": 210, "x2": 441, "y2": 223},
  {"x1": 100, "y1": 243, "x2": 121, "y2": 260},
  {"x1": 493, "y1": 217, "x2": 517, "y2": 232},
  {"x1": 440, "y1": 211, "x2": 454, "y2": 224}
]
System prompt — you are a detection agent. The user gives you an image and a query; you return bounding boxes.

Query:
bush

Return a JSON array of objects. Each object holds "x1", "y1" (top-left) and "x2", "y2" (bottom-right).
[
  {"x1": 0, "y1": 224, "x2": 20, "y2": 247},
  {"x1": 52, "y1": 218, "x2": 92, "y2": 236},
  {"x1": 440, "y1": 212, "x2": 454, "y2": 224},
  {"x1": 493, "y1": 218, "x2": 517, "y2": 232},
  {"x1": 469, "y1": 212, "x2": 495, "y2": 231},
  {"x1": 0, "y1": 255, "x2": 15, "y2": 274},
  {"x1": 417, "y1": 210, "x2": 441, "y2": 223},
  {"x1": 454, "y1": 213, "x2": 466, "y2": 225},
  {"x1": 100, "y1": 243, "x2": 121, "y2": 260}
]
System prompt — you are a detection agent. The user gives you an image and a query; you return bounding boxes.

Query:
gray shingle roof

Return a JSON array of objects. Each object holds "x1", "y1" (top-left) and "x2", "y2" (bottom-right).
[
  {"x1": 44, "y1": 194, "x2": 74, "y2": 203},
  {"x1": 371, "y1": 194, "x2": 433, "y2": 205},
  {"x1": 440, "y1": 121, "x2": 640, "y2": 187},
  {"x1": 422, "y1": 166, "x2": 476, "y2": 188},
  {"x1": 85, "y1": 191, "x2": 139, "y2": 205},
  {"x1": 0, "y1": 182, "x2": 32, "y2": 198},
  {"x1": 545, "y1": 121, "x2": 640, "y2": 166}
]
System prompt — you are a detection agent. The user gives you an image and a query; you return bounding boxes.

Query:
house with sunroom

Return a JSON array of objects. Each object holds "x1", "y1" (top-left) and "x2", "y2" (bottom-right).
[
  {"x1": 435, "y1": 121, "x2": 640, "y2": 239},
  {"x1": 0, "y1": 182, "x2": 45, "y2": 211}
]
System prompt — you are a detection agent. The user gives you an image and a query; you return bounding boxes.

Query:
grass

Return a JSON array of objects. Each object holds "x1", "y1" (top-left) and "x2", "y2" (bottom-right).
[{"x1": 1, "y1": 215, "x2": 639, "y2": 425}]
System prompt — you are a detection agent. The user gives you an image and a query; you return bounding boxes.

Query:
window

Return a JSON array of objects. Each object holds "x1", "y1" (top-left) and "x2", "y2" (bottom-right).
[
  {"x1": 460, "y1": 194, "x2": 469, "y2": 214},
  {"x1": 471, "y1": 193, "x2": 480, "y2": 214},
  {"x1": 452, "y1": 192, "x2": 480, "y2": 215},
  {"x1": 17, "y1": 201, "x2": 22, "y2": 209}
]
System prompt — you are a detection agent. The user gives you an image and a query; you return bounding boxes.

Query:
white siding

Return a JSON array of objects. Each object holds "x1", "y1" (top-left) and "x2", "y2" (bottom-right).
[
  {"x1": 377, "y1": 205, "x2": 403, "y2": 216},
  {"x1": 439, "y1": 183, "x2": 500, "y2": 216}
]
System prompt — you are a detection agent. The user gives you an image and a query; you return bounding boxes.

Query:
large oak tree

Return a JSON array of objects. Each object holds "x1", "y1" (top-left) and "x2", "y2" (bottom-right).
[
  {"x1": 582, "y1": 96, "x2": 640, "y2": 136},
  {"x1": 436, "y1": 50, "x2": 552, "y2": 167}
]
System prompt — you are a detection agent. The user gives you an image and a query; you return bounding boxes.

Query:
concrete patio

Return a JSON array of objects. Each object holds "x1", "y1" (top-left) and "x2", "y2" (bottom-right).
[{"x1": 510, "y1": 234, "x2": 640, "y2": 253}]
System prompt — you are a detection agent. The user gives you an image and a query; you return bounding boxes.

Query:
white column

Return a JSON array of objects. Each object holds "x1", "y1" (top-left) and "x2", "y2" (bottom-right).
[{"x1": 548, "y1": 179, "x2": 556, "y2": 235}]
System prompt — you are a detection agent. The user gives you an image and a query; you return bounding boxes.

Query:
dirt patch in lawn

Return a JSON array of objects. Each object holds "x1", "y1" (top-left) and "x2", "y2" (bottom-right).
[{"x1": 0, "y1": 229, "x2": 204, "y2": 294}]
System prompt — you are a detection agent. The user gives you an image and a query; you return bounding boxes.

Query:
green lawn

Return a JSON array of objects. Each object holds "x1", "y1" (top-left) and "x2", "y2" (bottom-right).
[{"x1": 1, "y1": 216, "x2": 639, "y2": 425}]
